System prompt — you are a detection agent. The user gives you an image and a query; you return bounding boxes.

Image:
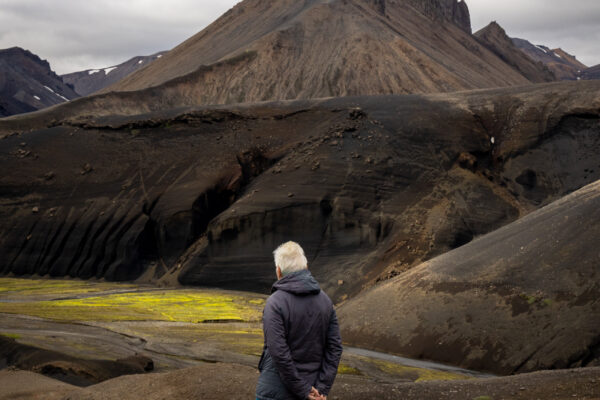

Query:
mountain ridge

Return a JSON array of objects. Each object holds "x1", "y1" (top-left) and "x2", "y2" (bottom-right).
[
  {"x1": 474, "y1": 22, "x2": 556, "y2": 83},
  {"x1": 62, "y1": 52, "x2": 167, "y2": 96},
  {"x1": 0, "y1": 47, "x2": 79, "y2": 117},
  {"x1": 512, "y1": 38, "x2": 587, "y2": 80}
]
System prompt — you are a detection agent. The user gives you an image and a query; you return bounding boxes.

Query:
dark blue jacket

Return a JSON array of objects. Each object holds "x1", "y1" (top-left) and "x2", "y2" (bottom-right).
[{"x1": 256, "y1": 270, "x2": 343, "y2": 400}]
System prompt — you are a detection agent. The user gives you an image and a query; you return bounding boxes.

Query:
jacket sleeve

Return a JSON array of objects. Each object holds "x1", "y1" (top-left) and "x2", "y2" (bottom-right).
[
  {"x1": 263, "y1": 297, "x2": 313, "y2": 399},
  {"x1": 315, "y1": 308, "x2": 343, "y2": 396}
]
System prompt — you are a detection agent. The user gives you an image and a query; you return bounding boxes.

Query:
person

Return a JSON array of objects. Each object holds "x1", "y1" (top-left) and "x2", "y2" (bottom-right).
[{"x1": 255, "y1": 241, "x2": 343, "y2": 400}]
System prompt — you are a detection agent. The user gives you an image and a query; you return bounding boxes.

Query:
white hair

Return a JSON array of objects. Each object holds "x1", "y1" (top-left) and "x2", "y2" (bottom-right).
[{"x1": 273, "y1": 241, "x2": 308, "y2": 276}]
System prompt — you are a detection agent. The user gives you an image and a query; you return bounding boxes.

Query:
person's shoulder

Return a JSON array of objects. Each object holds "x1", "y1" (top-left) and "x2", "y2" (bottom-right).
[
  {"x1": 265, "y1": 290, "x2": 288, "y2": 306},
  {"x1": 317, "y1": 290, "x2": 334, "y2": 307}
]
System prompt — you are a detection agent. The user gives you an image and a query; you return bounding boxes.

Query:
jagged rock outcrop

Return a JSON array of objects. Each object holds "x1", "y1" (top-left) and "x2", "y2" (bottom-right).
[
  {"x1": 406, "y1": 0, "x2": 471, "y2": 33},
  {"x1": 0, "y1": 81, "x2": 599, "y2": 303},
  {"x1": 339, "y1": 178, "x2": 600, "y2": 374},
  {"x1": 512, "y1": 38, "x2": 588, "y2": 80},
  {"x1": 0, "y1": 47, "x2": 79, "y2": 117},
  {"x1": 475, "y1": 22, "x2": 555, "y2": 83},
  {"x1": 61, "y1": 52, "x2": 167, "y2": 97}
]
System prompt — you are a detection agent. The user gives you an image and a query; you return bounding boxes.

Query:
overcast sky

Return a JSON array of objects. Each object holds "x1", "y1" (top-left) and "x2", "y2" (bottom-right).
[{"x1": 0, "y1": 0, "x2": 598, "y2": 75}]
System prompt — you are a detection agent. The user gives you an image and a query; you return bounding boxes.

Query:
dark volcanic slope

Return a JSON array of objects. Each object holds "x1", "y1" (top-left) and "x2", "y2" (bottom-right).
[
  {"x1": 1, "y1": 81, "x2": 599, "y2": 303},
  {"x1": 339, "y1": 178, "x2": 600, "y2": 375},
  {"x1": 475, "y1": 22, "x2": 555, "y2": 83},
  {"x1": 101, "y1": 0, "x2": 535, "y2": 103},
  {"x1": 582, "y1": 64, "x2": 600, "y2": 80},
  {"x1": 0, "y1": 47, "x2": 79, "y2": 117},
  {"x1": 62, "y1": 52, "x2": 167, "y2": 96},
  {"x1": 512, "y1": 38, "x2": 588, "y2": 80}
]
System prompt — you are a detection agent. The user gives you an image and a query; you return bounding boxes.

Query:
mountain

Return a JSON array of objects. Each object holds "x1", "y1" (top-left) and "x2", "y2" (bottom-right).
[
  {"x1": 582, "y1": 64, "x2": 600, "y2": 80},
  {"x1": 96, "y1": 0, "x2": 538, "y2": 106},
  {"x1": 0, "y1": 47, "x2": 79, "y2": 117},
  {"x1": 338, "y1": 178, "x2": 600, "y2": 375},
  {"x1": 62, "y1": 52, "x2": 167, "y2": 96},
  {"x1": 1, "y1": 80, "x2": 599, "y2": 303},
  {"x1": 474, "y1": 22, "x2": 555, "y2": 83},
  {"x1": 512, "y1": 38, "x2": 588, "y2": 80}
]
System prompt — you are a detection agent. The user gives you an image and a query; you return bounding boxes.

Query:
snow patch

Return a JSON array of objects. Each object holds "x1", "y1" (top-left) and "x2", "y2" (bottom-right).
[
  {"x1": 88, "y1": 69, "x2": 101, "y2": 75},
  {"x1": 33, "y1": 95, "x2": 41, "y2": 101},
  {"x1": 43, "y1": 85, "x2": 69, "y2": 102},
  {"x1": 554, "y1": 52, "x2": 562, "y2": 59},
  {"x1": 157, "y1": 55, "x2": 163, "y2": 58},
  {"x1": 104, "y1": 67, "x2": 117, "y2": 75},
  {"x1": 577, "y1": 77, "x2": 581, "y2": 81},
  {"x1": 534, "y1": 45, "x2": 547, "y2": 54},
  {"x1": 138, "y1": 60, "x2": 143, "y2": 64}
]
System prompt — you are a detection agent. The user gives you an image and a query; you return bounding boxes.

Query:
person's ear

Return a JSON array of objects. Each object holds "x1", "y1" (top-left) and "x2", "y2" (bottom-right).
[{"x1": 276, "y1": 266, "x2": 282, "y2": 280}]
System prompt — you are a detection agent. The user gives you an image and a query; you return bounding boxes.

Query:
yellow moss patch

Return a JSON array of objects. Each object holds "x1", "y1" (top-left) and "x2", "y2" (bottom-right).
[
  {"x1": 371, "y1": 359, "x2": 471, "y2": 382},
  {"x1": 0, "y1": 332, "x2": 21, "y2": 339},
  {"x1": 0, "y1": 278, "x2": 265, "y2": 324},
  {"x1": 0, "y1": 278, "x2": 136, "y2": 298},
  {"x1": 338, "y1": 363, "x2": 363, "y2": 375}
]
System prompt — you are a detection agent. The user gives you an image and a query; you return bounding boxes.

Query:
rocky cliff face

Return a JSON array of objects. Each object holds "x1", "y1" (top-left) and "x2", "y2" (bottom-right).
[
  {"x1": 0, "y1": 47, "x2": 79, "y2": 117},
  {"x1": 405, "y1": 0, "x2": 471, "y2": 33}
]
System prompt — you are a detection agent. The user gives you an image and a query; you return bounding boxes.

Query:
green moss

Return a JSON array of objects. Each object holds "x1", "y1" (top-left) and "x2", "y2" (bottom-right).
[
  {"x1": 370, "y1": 359, "x2": 471, "y2": 382},
  {"x1": 520, "y1": 293, "x2": 538, "y2": 305},
  {"x1": 0, "y1": 332, "x2": 21, "y2": 339},
  {"x1": 473, "y1": 396, "x2": 493, "y2": 400},
  {"x1": 542, "y1": 299, "x2": 553, "y2": 307},
  {"x1": 338, "y1": 363, "x2": 363, "y2": 375}
]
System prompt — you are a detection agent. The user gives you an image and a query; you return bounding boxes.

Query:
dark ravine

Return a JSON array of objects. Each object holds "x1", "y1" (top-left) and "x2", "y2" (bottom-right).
[{"x1": 1, "y1": 81, "x2": 599, "y2": 306}]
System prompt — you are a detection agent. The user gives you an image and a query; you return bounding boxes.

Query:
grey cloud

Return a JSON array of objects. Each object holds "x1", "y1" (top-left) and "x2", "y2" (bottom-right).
[{"x1": 0, "y1": 0, "x2": 239, "y2": 74}]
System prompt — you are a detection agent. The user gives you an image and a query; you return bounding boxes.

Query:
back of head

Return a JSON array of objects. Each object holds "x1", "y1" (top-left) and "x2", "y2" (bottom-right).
[{"x1": 273, "y1": 241, "x2": 308, "y2": 276}]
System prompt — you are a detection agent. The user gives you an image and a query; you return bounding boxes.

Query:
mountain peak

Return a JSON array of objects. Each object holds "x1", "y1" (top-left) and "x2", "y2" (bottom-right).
[
  {"x1": 474, "y1": 22, "x2": 556, "y2": 83},
  {"x1": 100, "y1": 0, "x2": 535, "y2": 107},
  {"x1": 0, "y1": 47, "x2": 50, "y2": 70},
  {"x1": 0, "y1": 47, "x2": 79, "y2": 117}
]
